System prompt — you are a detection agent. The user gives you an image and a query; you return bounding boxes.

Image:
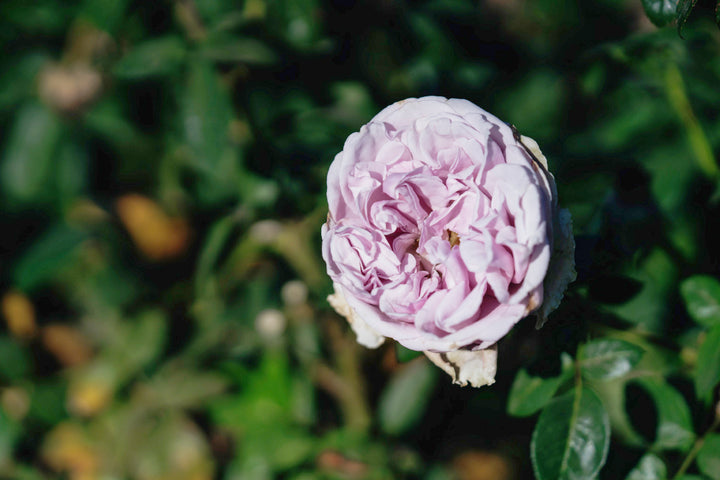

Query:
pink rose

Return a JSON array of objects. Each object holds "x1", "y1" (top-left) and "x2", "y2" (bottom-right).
[{"x1": 322, "y1": 97, "x2": 575, "y2": 386}]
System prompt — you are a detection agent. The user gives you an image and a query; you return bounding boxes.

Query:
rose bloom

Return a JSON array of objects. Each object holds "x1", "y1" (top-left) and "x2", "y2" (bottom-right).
[{"x1": 321, "y1": 97, "x2": 575, "y2": 386}]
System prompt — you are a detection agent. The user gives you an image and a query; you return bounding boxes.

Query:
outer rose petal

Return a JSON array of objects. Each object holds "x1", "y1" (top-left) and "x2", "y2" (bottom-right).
[
  {"x1": 327, "y1": 283, "x2": 385, "y2": 348},
  {"x1": 424, "y1": 346, "x2": 498, "y2": 387}
]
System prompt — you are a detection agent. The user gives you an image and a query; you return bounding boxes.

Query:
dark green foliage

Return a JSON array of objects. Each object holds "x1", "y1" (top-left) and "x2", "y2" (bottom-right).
[
  {"x1": 677, "y1": 0, "x2": 700, "y2": 36},
  {"x1": 1, "y1": 1, "x2": 719, "y2": 479}
]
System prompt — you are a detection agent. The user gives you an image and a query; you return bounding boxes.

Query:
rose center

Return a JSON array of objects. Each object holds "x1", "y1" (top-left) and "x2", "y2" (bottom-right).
[{"x1": 447, "y1": 230, "x2": 460, "y2": 248}]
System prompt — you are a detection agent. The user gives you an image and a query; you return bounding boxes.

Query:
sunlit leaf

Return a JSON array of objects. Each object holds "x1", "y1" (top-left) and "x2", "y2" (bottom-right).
[
  {"x1": 114, "y1": 36, "x2": 186, "y2": 79},
  {"x1": 695, "y1": 325, "x2": 720, "y2": 403},
  {"x1": 641, "y1": 0, "x2": 680, "y2": 26},
  {"x1": 626, "y1": 453, "x2": 666, "y2": 480},
  {"x1": 681, "y1": 276, "x2": 720, "y2": 328},
  {"x1": 531, "y1": 387, "x2": 610, "y2": 480},
  {"x1": 378, "y1": 359, "x2": 438, "y2": 435},
  {"x1": 579, "y1": 339, "x2": 644, "y2": 381},
  {"x1": 697, "y1": 434, "x2": 720, "y2": 480}
]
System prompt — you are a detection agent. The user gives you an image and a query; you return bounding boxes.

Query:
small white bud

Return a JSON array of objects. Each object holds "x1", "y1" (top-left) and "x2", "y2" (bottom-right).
[
  {"x1": 281, "y1": 280, "x2": 308, "y2": 307},
  {"x1": 249, "y1": 220, "x2": 283, "y2": 244},
  {"x1": 255, "y1": 309, "x2": 286, "y2": 339}
]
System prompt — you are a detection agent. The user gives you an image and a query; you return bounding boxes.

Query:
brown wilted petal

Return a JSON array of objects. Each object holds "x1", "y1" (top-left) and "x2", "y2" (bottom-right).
[{"x1": 424, "y1": 345, "x2": 498, "y2": 387}]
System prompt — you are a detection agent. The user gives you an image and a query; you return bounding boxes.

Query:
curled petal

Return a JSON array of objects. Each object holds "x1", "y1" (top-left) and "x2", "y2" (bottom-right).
[{"x1": 328, "y1": 283, "x2": 385, "y2": 348}]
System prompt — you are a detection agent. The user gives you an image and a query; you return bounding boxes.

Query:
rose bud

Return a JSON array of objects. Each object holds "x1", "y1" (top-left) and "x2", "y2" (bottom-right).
[{"x1": 321, "y1": 97, "x2": 575, "y2": 387}]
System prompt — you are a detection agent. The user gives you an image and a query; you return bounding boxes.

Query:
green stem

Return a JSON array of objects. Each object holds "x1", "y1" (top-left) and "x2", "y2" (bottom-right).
[
  {"x1": 664, "y1": 62, "x2": 719, "y2": 179},
  {"x1": 671, "y1": 413, "x2": 720, "y2": 479}
]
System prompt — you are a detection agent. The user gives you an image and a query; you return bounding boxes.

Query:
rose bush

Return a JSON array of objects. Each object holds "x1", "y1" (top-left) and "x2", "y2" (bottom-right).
[{"x1": 322, "y1": 96, "x2": 575, "y2": 386}]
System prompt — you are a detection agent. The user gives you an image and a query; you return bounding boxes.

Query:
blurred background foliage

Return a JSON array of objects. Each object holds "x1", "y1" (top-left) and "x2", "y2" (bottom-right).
[{"x1": 1, "y1": 0, "x2": 720, "y2": 479}]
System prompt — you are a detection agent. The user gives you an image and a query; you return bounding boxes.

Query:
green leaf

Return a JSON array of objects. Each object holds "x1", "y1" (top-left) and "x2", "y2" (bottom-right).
[
  {"x1": 181, "y1": 60, "x2": 232, "y2": 171},
  {"x1": 27, "y1": 379, "x2": 67, "y2": 425},
  {"x1": 0, "y1": 53, "x2": 49, "y2": 111},
  {"x1": 200, "y1": 35, "x2": 279, "y2": 65},
  {"x1": 508, "y1": 355, "x2": 573, "y2": 417},
  {"x1": 266, "y1": 0, "x2": 322, "y2": 50},
  {"x1": 0, "y1": 408, "x2": 20, "y2": 466},
  {"x1": 113, "y1": 310, "x2": 167, "y2": 379},
  {"x1": 0, "y1": 336, "x2": 31, "y2": 381},
  {"x1": 114, "y1": 36, "x2": 186, "y2": 79},
  {"x1": 84, "y1": 99, "x2": 154, "y2": 160},
  {"x1": 531, "y1": 387, "x2": 610, "y2": 480},
  {"x1": 626, "y1": 453, "x2": 667, "y2": 480},
  {"x1": 195, "y1": 214, "x2": 237, "y2": 296},
  {"x1": 55, "y1": 139, "x2": 89, "y2": 204},
  {"x1": 677, "y1": 0, "x2": 699, "y2": 37},
  {"x1": 681, "y1": 276, "x2": 720, "y2": 328},
  {"x1": 80, "y1": 0, "x2": 129, "y2": 33},
  {"x1": 579, "y1": 338, "x2": 644, "y2": 381},
  {"x1": 634, "y1": 377, "x2": 695, "y2": 450},
  {"x1": 140, "y1": 369, "x2": 227, "y2": 409},
  {"x1": 13, "y1": 224, "x2": 87, "y2": 291},
  {"x1": 695, "y1": 325, "x2": 720, "y2": 403},
  {"x1": 642, "y1": 0, "x2": 680, "y2": 26},
  {"x1": 378, "y1": 359, "x2": 438, "y2": 435},
  {"x1": 496, "y1": 70, "x2": 565, "y2": 142},
  {"x1": 697, "y1": 434, "x2": 720, "y2": 480},
  {"x1": 0, "y1": 102, "x2": 62, "y2": 204}
]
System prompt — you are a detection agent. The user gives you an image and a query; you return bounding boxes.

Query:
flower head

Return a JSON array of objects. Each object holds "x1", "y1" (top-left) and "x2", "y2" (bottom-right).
[{"x1": 321, "y1": 97, "x2": 575, "y2": 385}]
